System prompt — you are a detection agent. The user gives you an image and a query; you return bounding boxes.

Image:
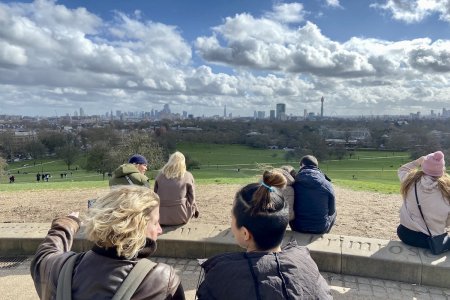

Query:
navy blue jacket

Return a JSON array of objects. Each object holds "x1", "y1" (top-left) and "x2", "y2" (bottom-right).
[{"x1": 290, "y1": 166, "x2": 336, "y2": 233}]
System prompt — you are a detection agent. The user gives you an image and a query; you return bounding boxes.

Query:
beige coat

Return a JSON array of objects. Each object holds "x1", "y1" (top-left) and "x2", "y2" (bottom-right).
[
  {"x1": 280, "y1": 169, "x2": 295, "y2": 221},
  {"x1": 398, "y1": 160, "x2": 450, "y2": 236},
  {"x1": 154, "y1": 171, "x2": 198, "y2": 225}
]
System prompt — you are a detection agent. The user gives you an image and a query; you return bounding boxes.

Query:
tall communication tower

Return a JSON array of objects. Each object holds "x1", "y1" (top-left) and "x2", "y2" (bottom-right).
[{"x1": 320, "y1": 96, "x2": 324, "y2": 118}]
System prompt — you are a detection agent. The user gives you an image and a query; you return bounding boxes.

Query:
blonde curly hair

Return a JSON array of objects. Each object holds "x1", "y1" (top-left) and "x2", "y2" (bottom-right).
[{"x1": 83, "y1": 185, "x2": 160, "y2": 259}]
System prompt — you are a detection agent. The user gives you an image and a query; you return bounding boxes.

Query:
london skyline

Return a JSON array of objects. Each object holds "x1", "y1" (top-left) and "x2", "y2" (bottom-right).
[{"x1": 0, "y1": 0, "x2": 449, "y2": 117}]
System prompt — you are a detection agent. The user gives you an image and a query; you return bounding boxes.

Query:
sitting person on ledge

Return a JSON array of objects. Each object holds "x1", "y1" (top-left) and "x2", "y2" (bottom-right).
[
  {"x1": 397, "y1": 151, "x2": 450, "y2": 253},
  {"x1": 196, "y1": 170, "x2": 332, "y2": 299},
  {"x1": 154, "y1": 151, "x2": 199, "y2": 226},
  {"x1": 109, "y1": 154, "x2": 150, "y2": 188},
  {"x1": 30, "y1": 185, "x2": 184, "y2": 299},
  {"x1": 290, "y1": 155, "x2": 336, "y2": 234}
]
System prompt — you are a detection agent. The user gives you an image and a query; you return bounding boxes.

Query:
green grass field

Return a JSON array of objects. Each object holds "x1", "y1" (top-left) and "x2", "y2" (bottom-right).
[{"x1": 1, "y1": 143, "x2": 410, "y2": 194}]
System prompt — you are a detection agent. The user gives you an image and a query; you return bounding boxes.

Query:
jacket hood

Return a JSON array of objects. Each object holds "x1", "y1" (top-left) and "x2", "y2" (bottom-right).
[
  {"x1": 279, "y1": 169, "x2": 295, "y2": 186},
  {"x1": 112, "y1": 163, "x2": 140, "y2": 177},
  {"x1": 296, "y1": 167, "x2": 327, "y2": 188},
  {"x1": 92, "y1": 238, "x2": 157, "y2": 259},
  {"x1": 419, "y1": 175, "x2": 439, "y2": 193},
  {"x1": 201, "y1": 241, "x2": 298, "y2": 271}
]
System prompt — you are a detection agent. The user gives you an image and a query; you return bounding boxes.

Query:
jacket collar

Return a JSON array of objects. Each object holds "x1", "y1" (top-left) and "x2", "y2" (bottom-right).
[{"x1": 92, "y1": 238, "x2": 157, "y2": 260}]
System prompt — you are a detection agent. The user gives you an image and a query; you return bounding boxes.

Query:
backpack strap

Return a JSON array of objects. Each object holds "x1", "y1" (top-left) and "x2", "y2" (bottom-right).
[
  {"x1": 56, "y1": 253, "x2": 80, "y2": 300},
  {"x1": 125, "y1": 175, "x2": 134, "y2": 185},
  {"x1": 111, "y1": 258, "x2": 157, "y2": 300}
]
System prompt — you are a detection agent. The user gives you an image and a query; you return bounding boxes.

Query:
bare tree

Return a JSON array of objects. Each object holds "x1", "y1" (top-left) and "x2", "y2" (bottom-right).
[{"x1": 111, "y1": 131, "x2": 165, "y2": 170}]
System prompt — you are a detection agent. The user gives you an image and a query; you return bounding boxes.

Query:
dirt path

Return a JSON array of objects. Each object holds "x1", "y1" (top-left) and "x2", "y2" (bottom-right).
[{"x1": 0, "y1": 184, "x2": 402, "y2": 240}]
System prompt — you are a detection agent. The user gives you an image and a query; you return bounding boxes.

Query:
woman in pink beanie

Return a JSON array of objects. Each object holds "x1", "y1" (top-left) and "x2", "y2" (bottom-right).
[{"x1": 396, "y1": 151, "x2": 450, "y2": 252}]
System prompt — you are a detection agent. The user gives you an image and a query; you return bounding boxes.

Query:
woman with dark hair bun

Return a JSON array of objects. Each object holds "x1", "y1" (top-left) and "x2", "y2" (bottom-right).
[{"x1": 196, "y1": 170, "x2": 332, "y2": 300}]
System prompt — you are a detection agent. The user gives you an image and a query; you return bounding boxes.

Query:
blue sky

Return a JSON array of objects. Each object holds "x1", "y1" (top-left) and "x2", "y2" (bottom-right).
[{"x1": 0, "y1": 0, "x2": 449, "y2": 117}]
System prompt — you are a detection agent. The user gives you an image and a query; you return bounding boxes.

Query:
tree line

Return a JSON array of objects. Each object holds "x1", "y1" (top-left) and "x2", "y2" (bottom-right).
[{"x1": 0, "y1": 117, "x2": 449, "y2": 179}]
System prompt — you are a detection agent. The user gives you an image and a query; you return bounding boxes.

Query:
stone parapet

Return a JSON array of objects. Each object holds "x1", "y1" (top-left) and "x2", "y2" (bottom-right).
[{"x1": 0, "y1": 223, "x2": 448, "y2": 288}]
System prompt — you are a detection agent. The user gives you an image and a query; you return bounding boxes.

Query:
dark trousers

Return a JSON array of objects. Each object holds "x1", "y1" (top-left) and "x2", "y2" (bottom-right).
[{"x1": 397, "y1": 224, "x2": 430, "y2": 249}]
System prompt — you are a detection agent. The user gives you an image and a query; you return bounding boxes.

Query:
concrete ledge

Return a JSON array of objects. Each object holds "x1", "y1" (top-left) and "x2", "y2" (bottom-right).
[{"x1": 0, "y1": 223, "x2": 449, "y2": 288}]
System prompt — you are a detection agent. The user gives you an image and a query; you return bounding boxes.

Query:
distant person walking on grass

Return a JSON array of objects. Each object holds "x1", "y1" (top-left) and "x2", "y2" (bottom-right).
[
  {"x1": 154, "y1": 151, "x2": 199, "y2": 226},
  {"x1": 290, "y1": 155, "x2": 336, "y2": 234},
  {"x1": 397, "y1": 151, "x2": 450, "y2": 253},
  {"x1": 109, "y1": 154, "x2": 150, "y2": 188}
]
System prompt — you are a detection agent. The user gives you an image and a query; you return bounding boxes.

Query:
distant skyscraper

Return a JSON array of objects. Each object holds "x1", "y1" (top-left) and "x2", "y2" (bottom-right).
[
  {"x1": 79, "y1": 107, "x2": 85, "y2": 117},
  {"x1": 270, "y1": 110, "x2": 275, "y2": 120},
  {"x1": 224, "y1": 105, "x2": 227, "y2": 118},
  {"x1": 254, "y1": 110, "x2": 257, "y2": 119},
  {"x1": 320, "y1": 96, "x2": 324, "y2": 118},
  {"x1": 257, "y1": 111, "x2": 265, "y2": 119},
  {"x1": 304, "y1": 109, "x2": 307, "y2": 118},
  {"x1": 162, "y1": 104, "x2": 171, "y2": 114},
  {"x1": 276, "y1": 103, "x2": 286, "y2": 120}
]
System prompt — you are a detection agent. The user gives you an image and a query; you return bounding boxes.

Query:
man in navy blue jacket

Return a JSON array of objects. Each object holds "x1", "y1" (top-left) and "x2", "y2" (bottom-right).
[{"x1": 290, "y1": 155, "x2": 336, "y2": 234}]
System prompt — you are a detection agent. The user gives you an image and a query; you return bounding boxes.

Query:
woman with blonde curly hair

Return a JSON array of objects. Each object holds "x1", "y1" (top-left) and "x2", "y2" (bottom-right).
[
  {"x1": 155, "y1": 151, "x2": 199, "y2": 225},
  {"x1": 397, "y1": 151, "x2": 450, "y2": 252},
  {"x1": 30, "y1": 185, "x2": 185, "y2": 300}
]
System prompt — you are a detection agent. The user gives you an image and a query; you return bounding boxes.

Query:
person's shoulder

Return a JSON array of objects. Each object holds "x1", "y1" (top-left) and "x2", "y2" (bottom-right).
[{"x1": 202, "y1": 252, "x2": 245, "y2": 272}]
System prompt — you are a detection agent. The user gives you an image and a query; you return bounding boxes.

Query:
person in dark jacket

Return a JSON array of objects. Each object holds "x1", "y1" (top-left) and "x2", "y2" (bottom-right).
[
  {"x1": 196, "y1": 170, "x2": 332, "y2": 300},
  {"x1": 30, "y1": 185, "x2": 185, "y2": 300},
  {"x1": 291, "y1": 155, "x2": 336, "y2": 234},
  {"x1": 109, "y1": 154, "x2": 150, "y2": 188}
]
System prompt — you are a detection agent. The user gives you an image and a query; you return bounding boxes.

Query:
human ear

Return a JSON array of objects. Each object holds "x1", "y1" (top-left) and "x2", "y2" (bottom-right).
[{"x1": 242, "y1": 226, "x2": 252, "y2": 242}]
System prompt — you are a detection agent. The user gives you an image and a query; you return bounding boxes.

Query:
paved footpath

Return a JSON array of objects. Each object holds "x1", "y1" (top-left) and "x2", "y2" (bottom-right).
[{"x1": 1, "y1": 256, "x2": 450, "y2": 300}]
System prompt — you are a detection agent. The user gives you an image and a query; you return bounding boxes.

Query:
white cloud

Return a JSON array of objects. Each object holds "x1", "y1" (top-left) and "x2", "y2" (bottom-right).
[
  {"x1": 371, "y1": 0, "x2": 450, "y2": 24},
  {"x1": 265, "y1": 3, "x2": 305, "y2": 24},
  {"x1": 325, "y1": 0, "x2": 341, "y2": 8},
  {"x1": 0, "y1": 0, "x2": 449, "y2": 117}
]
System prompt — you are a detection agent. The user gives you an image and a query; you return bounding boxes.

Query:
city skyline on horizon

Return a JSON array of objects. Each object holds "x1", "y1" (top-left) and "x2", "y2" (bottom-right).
[{"x1": 1, "y1": 0, "x2": 450, "y2": 117}]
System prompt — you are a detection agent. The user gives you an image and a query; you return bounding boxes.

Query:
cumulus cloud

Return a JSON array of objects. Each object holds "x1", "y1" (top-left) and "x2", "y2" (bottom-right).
[
  {"x1": 371, "y1": 0, "x2": 450, "y2": 23},
  {"x1": 324, "y1": 0, "x2": 341, "y2": 8},
  {"x1": 0, "y1": 0, "x2": 449, "y2": 117},
  {"x1": 264, "y1": 3, "x2": 305, "y2": 24}
]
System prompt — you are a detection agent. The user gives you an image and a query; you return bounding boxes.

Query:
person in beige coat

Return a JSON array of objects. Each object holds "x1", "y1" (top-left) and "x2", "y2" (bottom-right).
[
  {"x1": 397, "y1": 151, "x2": 450, "y2": 252},
  {"x1": 154, "y1": 151, "x2": 199, "y2": 225},
  {"x1": 279, "y1": 165, "x2": 296, "y2": 222}
]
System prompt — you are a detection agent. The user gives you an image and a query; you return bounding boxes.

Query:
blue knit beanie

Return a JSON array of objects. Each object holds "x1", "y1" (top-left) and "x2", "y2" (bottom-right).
[{"x1": 129, "y1": 154, "x2": 148, "y2": 165}]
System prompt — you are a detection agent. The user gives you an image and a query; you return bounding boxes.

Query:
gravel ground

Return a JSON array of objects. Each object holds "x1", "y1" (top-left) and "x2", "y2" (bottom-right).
[{"x1": 0, "y1": 184, "x2": 403, "y2": 240}]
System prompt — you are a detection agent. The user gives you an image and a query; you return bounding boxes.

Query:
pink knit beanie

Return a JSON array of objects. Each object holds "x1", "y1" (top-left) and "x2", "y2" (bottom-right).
[{"x1": 422, "y1": 151, "x2": 445, "y2": 177}]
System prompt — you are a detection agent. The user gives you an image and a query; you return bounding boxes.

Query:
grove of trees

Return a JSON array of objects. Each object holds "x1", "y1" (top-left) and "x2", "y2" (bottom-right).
[{"x1": 0, "y1": 117, "x2": 449, "y2": 172}]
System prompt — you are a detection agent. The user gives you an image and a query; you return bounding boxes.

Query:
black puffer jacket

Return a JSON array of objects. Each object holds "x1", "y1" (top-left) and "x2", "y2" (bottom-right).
[{"x1": 197, "y1": 241, "x2": 332, "y2": 300}]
